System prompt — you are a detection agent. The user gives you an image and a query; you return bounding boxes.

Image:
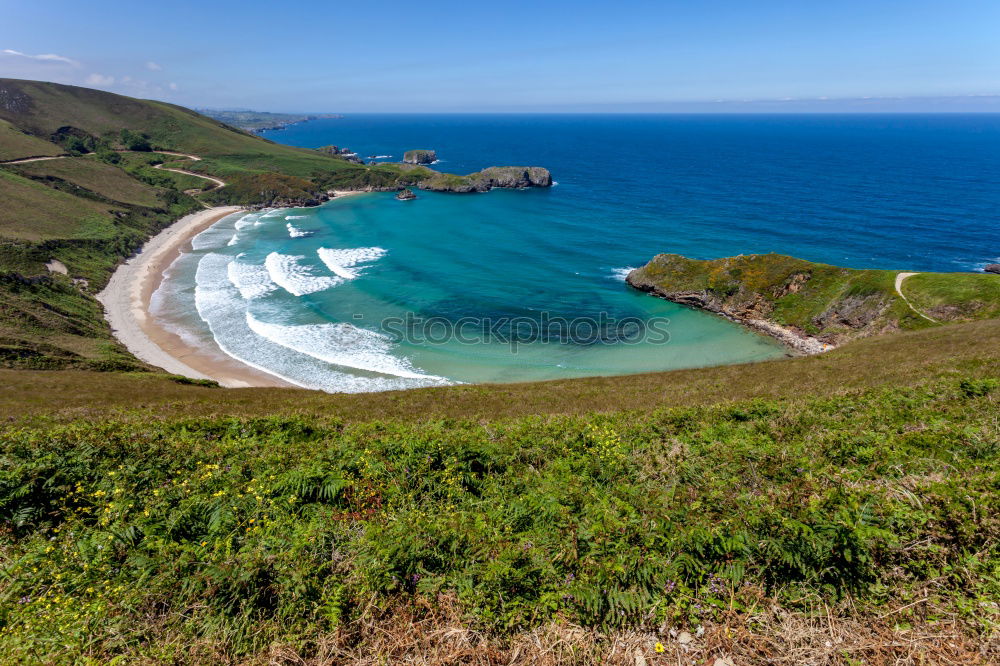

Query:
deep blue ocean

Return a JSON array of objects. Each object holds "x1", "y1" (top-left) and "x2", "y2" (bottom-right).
[{"x1": 152, "y1": 114, "x2": 1000, "y2": 392}]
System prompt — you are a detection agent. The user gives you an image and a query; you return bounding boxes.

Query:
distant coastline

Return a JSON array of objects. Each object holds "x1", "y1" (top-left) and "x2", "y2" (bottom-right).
[{"x1": 198, "y1": 109, "x2": 343, "y2": 134}]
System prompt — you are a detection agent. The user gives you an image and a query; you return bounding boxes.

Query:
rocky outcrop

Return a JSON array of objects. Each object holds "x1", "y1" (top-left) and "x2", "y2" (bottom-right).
[
  {"x1": 403, "y1": 150, "x2": 437, "y2": 165},
  {"x1": 984, "y1": 264, "x2": 1000, "y2": 275},
  {"x1": 416, "y1": 166, "x2": 553, "y2": 193},
  {"x1": 623, "y1": 253, "x2": 918, "y2": 355},
  {"x1": 396, "y1": 188, "x2": 417, "y2": 201},
  {"x1": 316, "y1": 145, "x2": 363, "y2": 164},
  {"x1": 473, "y1": 166, "x2": 553, "y2": 189},
  {"x1": 626, "y1": 270, "x2": 828, "y2": 355}
]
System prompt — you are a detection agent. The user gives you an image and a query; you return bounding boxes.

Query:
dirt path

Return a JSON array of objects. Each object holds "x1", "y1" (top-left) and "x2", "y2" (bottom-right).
[
  {"x1": 895, "y1": 272, "x2": 938, "y2": 323},
  {"x1": 1, "y1": 150, "x2": 225, "y2": 189},
  {"x1": 153, "y1": 162, "x2": 225, "y2": 189},
  {"x1": 0, "y1": 154, "x2": 69, "y2": 164}
]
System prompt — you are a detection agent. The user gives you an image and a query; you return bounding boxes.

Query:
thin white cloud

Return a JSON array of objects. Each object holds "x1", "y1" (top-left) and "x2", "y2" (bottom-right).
[
  {"x1": 146, "y1": 61, "x2": 162, "y2": 71},
  {"x1": 1, "y1": 49, "x2": 81, "y2": 67},
  {"x1": 168, "y1": 82, "x2": 178, "y2": 91},
  {"x1": 86, "y1": 73, "x2": 115, "y2": 86}
]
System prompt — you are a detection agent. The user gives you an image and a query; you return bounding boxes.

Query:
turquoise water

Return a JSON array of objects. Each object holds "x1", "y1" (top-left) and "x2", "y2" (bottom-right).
[{"x1": 153, "y1": 114, "x2": 1000, "y2": 392}]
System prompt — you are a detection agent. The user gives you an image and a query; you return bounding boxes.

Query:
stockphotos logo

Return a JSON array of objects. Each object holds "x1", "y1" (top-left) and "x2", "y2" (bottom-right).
[{"x1": 373, "y1": 312, "x2": 671, "y2": 352}]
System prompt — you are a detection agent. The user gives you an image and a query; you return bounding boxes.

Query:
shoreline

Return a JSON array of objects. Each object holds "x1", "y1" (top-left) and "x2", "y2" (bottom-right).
[
  {"x1": 624, "y1": 275, "x2": 831, "y2": 355},
  {"x1": 98, "y1": 206, "x2": 299, "y2": 388}
]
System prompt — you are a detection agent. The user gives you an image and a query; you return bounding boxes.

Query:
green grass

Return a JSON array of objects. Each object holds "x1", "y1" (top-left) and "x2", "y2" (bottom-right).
[
  {"x1": 626, "y1": 253, "x2": 994, "y2": 344},
  {"x1": 10, "y1": 156, "x2": 164, "y2": 207},
  {"x1": 0, "y1": 169, "x2": 120, "y2": 242},
  {"x1": 0, "y1": 376, "x2": 997, "y2": 661},
  {"x1": 0, "y1": 119, "x2": 62, "y2": 161},
  {"x1": 905, "y1": 272, "x2": 1000, "y2": 321}
]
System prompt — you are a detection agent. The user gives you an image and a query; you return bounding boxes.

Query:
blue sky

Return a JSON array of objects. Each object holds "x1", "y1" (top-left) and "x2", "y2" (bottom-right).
[{"x1": 1, "y1": 0, "x2": 998, "y2": 112}]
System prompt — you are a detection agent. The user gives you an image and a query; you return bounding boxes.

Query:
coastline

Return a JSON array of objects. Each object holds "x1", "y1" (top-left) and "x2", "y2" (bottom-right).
[
  {"x1": 624, "y1": 273, "x2": 830, "y2": 356},
  {"x1": 97, "y1": 206, "x2": 299, "y2": 388}
]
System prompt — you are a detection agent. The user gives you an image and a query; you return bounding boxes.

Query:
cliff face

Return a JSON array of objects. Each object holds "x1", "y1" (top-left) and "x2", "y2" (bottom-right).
[
  {"x1": 474, "y1": 166, "x2": 553, "y2": 188},
  {"x1": 625, "y1": 253, "x2": 926, "y2": 353},
  {"x1": 403, "y1": 149, "x2": 437, "y2": 164},
  {"x1": 416, "y1": 166, "x2": 553, "y2": 193}
]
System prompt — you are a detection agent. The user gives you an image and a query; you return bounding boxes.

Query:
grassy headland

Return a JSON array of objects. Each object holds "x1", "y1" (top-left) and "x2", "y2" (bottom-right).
[{"x1": 627, "y1": 253, "x2": 999, "y2": 351}]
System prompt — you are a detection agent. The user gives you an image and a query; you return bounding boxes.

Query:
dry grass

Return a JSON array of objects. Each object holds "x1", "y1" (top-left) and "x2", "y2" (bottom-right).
[{"x1": 130, "y1": 595, "x2": 998, "y2": 665}]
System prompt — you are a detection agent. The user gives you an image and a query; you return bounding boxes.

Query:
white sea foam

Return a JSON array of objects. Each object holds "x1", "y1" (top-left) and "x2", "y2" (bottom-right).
[
  {"x1": 195, "y1": 252, "x2": 445, "y2": 392},
  {"x1": 285, "y1": 215, "x2": 308, "y2": 219},
  {"x1": 610, "y1": 267, "x2": 637, "y2": 281},
  {"x1": 286, "y1": 223, "x2": 313, "y2": 238},
  {"x1": 265, "y1": 252, "x2": 342, "y2": 296},
  {"x1": 246, "y1": 313, "x2": 448, "y2": 381},
  {"x1": 317, "y1": 247, "x2": 387, "y2": 280},
  {"x1": 234, "y1": 213, "x2": 259, "y2": 230},
  {"x1": 227, "y1": 257, "x2": 278, "y2": 300},
  {"x1": 374, "y1": 154, "x2": 392, "y2": 159}
]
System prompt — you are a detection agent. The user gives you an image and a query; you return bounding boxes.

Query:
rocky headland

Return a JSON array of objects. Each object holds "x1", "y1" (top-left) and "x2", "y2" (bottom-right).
[
  {"x1": 416, "y1": 166, "x2": 553, "y2": 193},
  {"x1": 624, "y1": 253, "x2": 998, "y2": 355}
]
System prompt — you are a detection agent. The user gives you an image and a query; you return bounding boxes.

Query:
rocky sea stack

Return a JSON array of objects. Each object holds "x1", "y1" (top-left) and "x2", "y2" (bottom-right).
[
  {"x1": 396, "y1": 188, "x2": 417, "y2": 200},
  {"x1": 403, "y1": 149, "x2": 437, "y2": 164},
  {"x1": 984, "y1": 263, "x2": 1000, "y2": 275}
]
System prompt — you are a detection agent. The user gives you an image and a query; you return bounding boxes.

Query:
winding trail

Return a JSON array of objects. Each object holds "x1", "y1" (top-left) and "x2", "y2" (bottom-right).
[
  {"x1": 0, "y1": 154, "x2": 69, "y2": 164},
  {"x1": 1, "y1": 150, "x2": 226, "y2": 191},
  {"x1": 895, "y1": 272, "x2": 938, "y2": 323}
]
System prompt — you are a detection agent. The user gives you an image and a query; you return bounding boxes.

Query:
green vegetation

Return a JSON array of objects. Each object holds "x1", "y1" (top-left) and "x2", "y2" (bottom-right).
[
  {"x1": 1, "y1": 375, "x2": 997, "y2": 661},
  {"x1": 905, "y1": 271, "x2": 1000, "y2": 322},
  {"x1": 404, "y1": 149, "x2": 438, "y2": 164},
  {"x1": 628, "y1": 253, "x2": 999, "y2": 344},
  {"x1": 0, "y1": 169, "x2": 123, "y2": 241},
  {"x1": 0, "y1": 119, "x2": 63, "y2": 161},
  {"x1": 10, "y1": 156, "x2": 163, "y2": 207},
  {"x1": 204, "y1": 172, "x2": 323, "y2": 206}
]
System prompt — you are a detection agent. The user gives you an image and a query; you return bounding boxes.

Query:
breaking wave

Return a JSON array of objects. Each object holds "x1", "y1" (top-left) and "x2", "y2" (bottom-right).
[
  {"x1": 286, "y1": 223, "x2": 313, "y2": 238},
  {"x1": 317, "y1": 247, "x2": 387, "y2": 280},
  {"x1": 265, "y1": 252, "x2": 342, "y2": 296},
  {"x1": 246, "y1": 313, "x2": 447, "y2": 381}
]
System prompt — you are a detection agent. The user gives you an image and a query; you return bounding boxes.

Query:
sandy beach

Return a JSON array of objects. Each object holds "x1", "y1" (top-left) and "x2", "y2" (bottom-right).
[{"x1": 97, "y1": 206, "x2": 297, "y2": 388}]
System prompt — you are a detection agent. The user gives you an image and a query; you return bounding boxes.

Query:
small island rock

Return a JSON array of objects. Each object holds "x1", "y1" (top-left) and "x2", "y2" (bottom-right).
[
  {"x1": 396, "y1": 188, "x2": 417, "y2": 201},
  {"x1": 403, "y1": 149, "x2": 437, "y2": 165},
  {"x1": 984, "y1": 264, "x2": 1000, "y2": 274}
]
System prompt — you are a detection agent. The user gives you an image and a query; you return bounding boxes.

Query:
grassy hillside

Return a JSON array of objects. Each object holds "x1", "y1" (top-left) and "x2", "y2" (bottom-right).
[
  {"x1": 906, "y1": 271, "x2": 1000, "y2": 322},
  {"x1": 627, "y1": 253, "x2": 999, "y2": 347},
  {"x1": 0, "y1": 168, "x2": 123, "y2": 241},
  {"x1": 0, "y1": 118, "x2": 63, "y2": 161},
  {"x1": 1, "y1": 374, "x2": 997, "y2": 662},
  {"x1": 10, "y1": 156, "x2": 164, "y2": 207}
]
